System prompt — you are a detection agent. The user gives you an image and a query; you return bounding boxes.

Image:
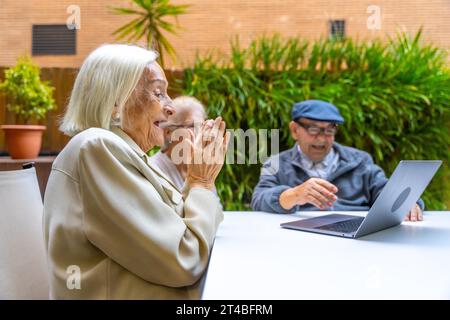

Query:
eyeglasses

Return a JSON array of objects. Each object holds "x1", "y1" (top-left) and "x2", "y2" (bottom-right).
[{"x1": 296, "y1": 121, "x2": 337, "y2": 136}]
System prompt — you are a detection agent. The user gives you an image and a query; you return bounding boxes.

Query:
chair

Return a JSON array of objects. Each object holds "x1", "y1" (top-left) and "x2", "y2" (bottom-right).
[{"x1": 0, "y1": 164, "x2": 49, "y2": 299}]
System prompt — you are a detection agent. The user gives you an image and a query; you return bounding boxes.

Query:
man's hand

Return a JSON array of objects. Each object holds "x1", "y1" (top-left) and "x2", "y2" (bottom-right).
[
  {"x1": 280, "y1": 178, "x2": 338, "y2": 210},
  {"x1": 404, "y1": 203, "x2": 423, "y2": 222}
]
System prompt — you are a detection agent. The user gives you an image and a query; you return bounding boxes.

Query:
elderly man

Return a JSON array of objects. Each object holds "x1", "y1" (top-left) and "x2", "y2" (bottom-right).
[
  {"x1": 149, "y1": 96, "x2": 208, "y2": 190},
  {"x1": 251, "y1": 100, "x2": 423, "y2": 221}
]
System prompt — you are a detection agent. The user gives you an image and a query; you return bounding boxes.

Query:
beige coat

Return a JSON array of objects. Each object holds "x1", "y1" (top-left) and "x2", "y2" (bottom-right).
[{"x1": 43, "y1": 127, "x2": 223, "y2": 299}]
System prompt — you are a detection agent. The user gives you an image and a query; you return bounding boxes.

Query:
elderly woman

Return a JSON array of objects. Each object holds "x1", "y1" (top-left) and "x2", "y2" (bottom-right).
[{"x1": 43, "y1": 44, "x2": 229, "y2": 299}]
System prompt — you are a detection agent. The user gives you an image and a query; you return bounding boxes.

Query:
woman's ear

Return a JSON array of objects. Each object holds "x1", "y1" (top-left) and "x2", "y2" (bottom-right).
[{"x1": 112, "y1": 104, "x2": 121, "y2": 121}]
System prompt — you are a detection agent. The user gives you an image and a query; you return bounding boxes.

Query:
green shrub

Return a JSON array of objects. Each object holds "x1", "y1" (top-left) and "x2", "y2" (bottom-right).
[
  {"x1": 181, "y1": 31, "x2": 450, "y2": 210},
  {"x1": 0, "y1": 56, "x2": 56, "y2": 124}
]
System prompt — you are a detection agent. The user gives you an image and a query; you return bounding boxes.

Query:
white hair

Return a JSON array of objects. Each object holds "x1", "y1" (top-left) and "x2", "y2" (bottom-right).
[
  {"x1": 172, "y1": 96, "x2": 207, "y2": 120},
  {"x1": 60, "y1": 44, "x2": 158, "y2": 136}
]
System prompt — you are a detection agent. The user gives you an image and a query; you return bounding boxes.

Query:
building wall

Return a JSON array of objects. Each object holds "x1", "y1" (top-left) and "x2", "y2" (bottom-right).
[{"x1": 1, "y1": 0, "x2": 449, "y2": 69}]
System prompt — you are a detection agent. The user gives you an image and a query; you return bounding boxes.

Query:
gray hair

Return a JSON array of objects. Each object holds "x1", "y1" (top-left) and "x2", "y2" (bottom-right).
[
  {"x1": 171, "y1": 96, "x2": 207, "y2": 121},
  {"x1": 60, "y1": 44, "x2": 158, "y2": 136}
]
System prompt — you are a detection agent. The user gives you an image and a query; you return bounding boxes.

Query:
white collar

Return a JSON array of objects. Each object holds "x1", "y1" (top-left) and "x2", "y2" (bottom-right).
[{"x1": 297, "y1": 144, "x2": 335, "y2": 169}]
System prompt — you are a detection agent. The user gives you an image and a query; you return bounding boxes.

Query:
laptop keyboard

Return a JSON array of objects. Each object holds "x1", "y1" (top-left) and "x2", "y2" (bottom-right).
[{"x1": 317, "y1": 217, "x2": 365, "y2": 233}]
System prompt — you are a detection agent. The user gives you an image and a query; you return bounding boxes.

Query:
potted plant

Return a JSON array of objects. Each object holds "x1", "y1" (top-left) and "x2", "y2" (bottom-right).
[{"x1": 0, "y1": 56, "x2": 56, "y2": 159}]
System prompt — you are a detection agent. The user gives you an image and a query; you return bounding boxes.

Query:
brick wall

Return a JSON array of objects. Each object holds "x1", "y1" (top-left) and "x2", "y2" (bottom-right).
[{"x1": 1, "y1": 0, "x2": 449, "y2": 69}]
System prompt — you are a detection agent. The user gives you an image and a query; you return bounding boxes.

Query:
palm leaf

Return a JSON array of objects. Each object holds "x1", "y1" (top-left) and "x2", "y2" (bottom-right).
[
  {"x1": 112, "y1": 17, "x2": 146, "y2": 40},
  {"x1": 111, "y1": 0, "x2": 189, "y2": 67},
  {"x1": 110, "y1": 7, "x2": 145, "y2": 16}
]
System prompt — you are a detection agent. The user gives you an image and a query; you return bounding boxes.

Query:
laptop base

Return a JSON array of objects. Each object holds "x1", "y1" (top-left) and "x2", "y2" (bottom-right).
[{"x1": 280, "y1": 214, "x2": 365, "y2": 238}]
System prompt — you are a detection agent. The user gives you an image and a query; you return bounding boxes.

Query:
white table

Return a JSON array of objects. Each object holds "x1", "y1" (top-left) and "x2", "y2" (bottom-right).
[{"x1": 202, "y1": 211, "x2": 450, "y2": 300}]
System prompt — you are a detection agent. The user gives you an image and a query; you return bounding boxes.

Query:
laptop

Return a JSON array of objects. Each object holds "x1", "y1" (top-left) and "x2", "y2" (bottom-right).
[{"x1": 280, "y1": 160, "x2": 442, "y2": 239}]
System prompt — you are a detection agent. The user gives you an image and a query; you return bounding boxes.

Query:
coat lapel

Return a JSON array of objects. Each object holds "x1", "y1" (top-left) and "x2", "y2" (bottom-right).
[
  {"x1": 327, "y1": 143, "x2": 362, "y2": 182},
  {"x1": 289, "y1": 145, "x2": 311, "y2": 178}
]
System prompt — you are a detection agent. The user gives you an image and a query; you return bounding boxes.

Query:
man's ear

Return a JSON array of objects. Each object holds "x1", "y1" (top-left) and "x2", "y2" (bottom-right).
[{"x1": 289, "y1": 121, "x2": 299, "y2": 140}]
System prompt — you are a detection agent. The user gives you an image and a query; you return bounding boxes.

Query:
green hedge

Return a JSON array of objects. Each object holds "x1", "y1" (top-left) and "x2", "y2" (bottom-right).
[{"x1": 180, "y1": 31, "x2": 450, "y2": 210}]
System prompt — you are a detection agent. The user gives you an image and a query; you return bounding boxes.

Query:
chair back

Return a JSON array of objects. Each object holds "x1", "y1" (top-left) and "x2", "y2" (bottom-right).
[{"x1": 0, "y1": 166, "x2": 49, "y2": 299}]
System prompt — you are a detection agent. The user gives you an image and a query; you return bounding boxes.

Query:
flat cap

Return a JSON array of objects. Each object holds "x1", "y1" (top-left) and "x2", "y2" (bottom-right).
[{"x1": 292, "y1": 100, "x2": 344, "y2": 124}]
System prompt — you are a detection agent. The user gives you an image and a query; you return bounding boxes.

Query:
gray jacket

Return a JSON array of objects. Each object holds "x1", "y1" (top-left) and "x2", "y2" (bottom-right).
[{"x1": 251, "y1": 143, "x2": 424, "y2": 213}]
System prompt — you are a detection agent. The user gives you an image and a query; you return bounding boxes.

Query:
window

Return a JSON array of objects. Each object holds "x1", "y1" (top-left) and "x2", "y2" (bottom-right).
[
  {"x1": 329, "y1": 20, "x2": 345, "y2": 40},
  {"x1": 32, "y1": 24, "x2": 76, "y2": 55}
]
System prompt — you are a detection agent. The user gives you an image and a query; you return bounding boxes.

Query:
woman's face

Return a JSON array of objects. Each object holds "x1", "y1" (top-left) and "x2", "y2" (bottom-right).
[{"x1": 122, "y1": 62, "x2": 174, "y2": 151}]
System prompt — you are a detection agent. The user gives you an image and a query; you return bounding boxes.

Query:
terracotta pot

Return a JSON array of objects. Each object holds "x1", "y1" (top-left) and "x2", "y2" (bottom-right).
[{"x1": 0, "y1": 125, "x2": 46, "y2": 159}]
